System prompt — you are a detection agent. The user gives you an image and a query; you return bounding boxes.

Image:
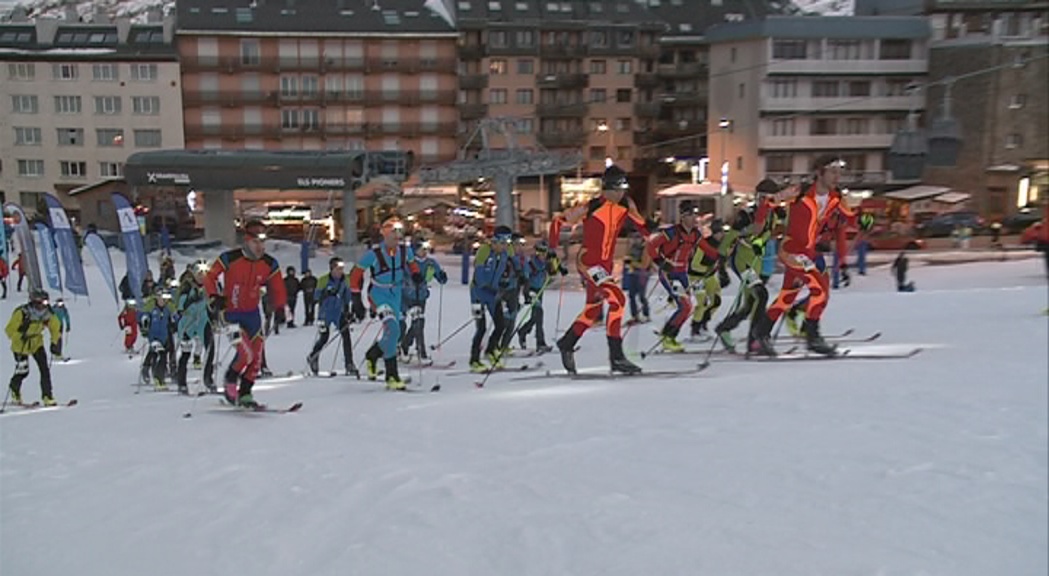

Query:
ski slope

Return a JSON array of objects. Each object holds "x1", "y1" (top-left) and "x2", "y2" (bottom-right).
[{"x1": 1, "y1": 247, "x2": 1046, "y2": 576}]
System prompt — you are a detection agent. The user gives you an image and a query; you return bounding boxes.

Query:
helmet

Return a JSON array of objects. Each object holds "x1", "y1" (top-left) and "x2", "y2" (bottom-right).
[
  {"x1": 755, "y1": 178, "x2": 782, "y2": 195},
  {"x1": 29, "y1": 289, "x2": 50, "y2": 305},
  {"x1": 710, "y1": 219, "x2": 726, "y2": 234},
  {"x1": 329, "y1": 256, "x2": 345, "y2": 270},
  {"x1": 512, "y1": 232, "x2": 526, "y2": 245},
  {"x1": 493, "y1": 225, "x2": 513, "y2": 243},
  {"x1": 601, "y1": 165, "x2": 629, "y2": 192}
]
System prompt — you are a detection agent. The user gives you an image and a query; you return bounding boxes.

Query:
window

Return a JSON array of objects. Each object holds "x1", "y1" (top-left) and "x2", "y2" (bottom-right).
[
  {"x1": 53, "y1": 63, "x2": 78, "y2": 80},
  {"x1": 13, "y1": 95, "x2": 39, "y2": 114},
  {"x1": 381, "y1": 74, "x2": 399, "y2": 97},
  {"x1": 590, "y1": 88, "x2": 606, "y2": 103},
  {"x1": 617, "y1": 60, "x2": 632, "y2": 74},
  {"x1": 844, "y1": 118, "x2": 869, "y2": 135},
  {"x1": 885, "y1": 78, "x2": 915, "y2": 96},
  {"x1": 132, "y1": 129, "x2": 161, "y2": 147},
  {"x1": 812, "y1": 81, "x2": 840, "y2": 98},
  {"x1": 92, "y1": 63, "x2": 118, "y2": 81},
  {"x1": 489, "y1": 89, "x2": 508, "y2": 104},
  {"x1": 516, "y1": 59, "x2": 534, "y2": 74},
  {"x1": 130, "y1": 64, "x2": 157, "y2": 81},
  {"x1": 301, "y1": 75, "x2": 319, "y2": 97},
  {"x1": 766, "y1": 154, "x2": 793, "y2": 173},
  {"x1": 883, "y1": 115, "x2": 906, "y2": 134},
  {"x1": 380, "y1": 41, "x2": 399, "y2": 68},
  {"x1": 100, "y1": 162, "x2": 123, "y2": 177},
  {"x1": 7, "y1": 63, "x2": 34, "y2": 80},
  {"x1": 14, "y1": 127, "x2": 42, "y2": 146},
  {"x1": 53, "y1": 95, "x2": 80, "y2": 114},
  {"x1": 772, "y1": 39, "x2": 807, "y2": 60},
  {"x1": 489, "y1": 31, "x2": 507, "y2": 48},
  {"x1": 132, "y1": 96, "x2": 160, "y2": 115},
  {"x1": 617, "y1": 30, "x2": 635, "y2": 48},
  {"x1": 240, "y1": 39, "x2": 261, "y2": 66},
  {"x1": 589, "y1": 60, "x2": 606, "y2": 75},
  {"x1": 839, "y1": 153, "x2": 867, "y2": 171},
  {"x1": 421, "y1": 137, "x2": 439, "y2": 160},
  {"x1": 1009, "y1": 94, "x2": 1026, "y2": 109},
  {"x1": 56, "y1": 128, "x2": 84, "y2": 146},
  {"x1": 515, "y1": 89, "x2": 534, "y2": 105},
  {"x1": 97, "y1": 128, "x2": 124, "y2": 146},
  {"x1": 613, "y1": 117, "x2": 630, "y2": 132},
  {"x1": 243, "y1": 107, "x2": 262, "y2": 132},
  {"x1": 771, "y1": 118, "x2": 795, "y2": 136},
  {"x1": 95, "y1": 96, "x2": 121, "y2": 115},
  {"x1": 827, "y1": 40, "x2": 862, "y2": 60},
  {"x1": 848, "y1": 81, "x2": 871, "y2": 97},
  {"x1": 60, "y1": 161, "x2": 88, "y2": 178},
  {"x1": 20, "y1": 191, "x2": 45, "y2": 207},
  {"x1": 737, "y1": 156, "x2": 743, "y2": 171},
  {"x1": 281, "y1": 75, "x2": 299, "y2": 98},
  {"x1": 303, "y1": 109, "x2": 320, "y2": 131},
  {"x1": 515, "y1": 118, "x2": 533, "y2": 133},
  {"x1": 770, "y1": 79, "x2": 797, "y2": 98},
  {"x1": 201, "y1": 108, "x2": 221, "y2": 129},
  {"x1": 811, "y1": 118, "x2": 837, "y2": 135},
  {"x1": 1005, "y1": 133, "x2": 1023, "y2": 149},
  {"x1": 515, "y1": 30, "x2": 534, "y2": 47},
  {"x1": 17, "y1": 159, "x2": 45, "y2": 177},
  {"x1": 880, "y1": 39, "x2": 911, "y2": 60},
  {"x1": 281, "y1": 109, "x2": 300, "y2": 130},
  {"x1": 738, "y1": 82, "x2": 745, "y2": 99},
  {"x1": 489, "y1": 59, "x2": 507, "y2": 75},
  {"x1": 615, "y1": 89, "x2": 632, "y2": 103},
  {"x1": 590, "y1": 30, "x2": 607, "y2": 47},
  {"x1": 419, "y1": 74, "x2": 438, "y2": 101}
]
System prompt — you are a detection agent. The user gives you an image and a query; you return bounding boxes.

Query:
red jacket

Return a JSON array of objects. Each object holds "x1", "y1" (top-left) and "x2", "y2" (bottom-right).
[
  {"x1": 204, "y1": 249, "x2": 287, "y2": 314},
  {"x1": 647, "y1": 224, "x2": 711, "y2": 273},
  {"x1": 118, "y1": 308, "x2": 137, "y2": 329},
  {"x1": 781, "y1": 184, "x2": 856, "y2": 265}
]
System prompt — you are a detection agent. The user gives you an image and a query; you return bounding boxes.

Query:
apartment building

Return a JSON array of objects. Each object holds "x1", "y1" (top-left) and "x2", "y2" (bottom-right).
[
  {"x1": 705, "y1": 16, "x2": 930, "y2": 193},
  {"x1": 922, "y1": 0, "x2": 1048, "y2": 218},
  {"x1": 456, "y1": 0, "x2": 663, "y2": 181},
  {"x1": 175, "y1": 0, "x2": 459, "y2": 165},
  {"x1": 0, "y1": 11, "x2": 184, "y2": 217}
]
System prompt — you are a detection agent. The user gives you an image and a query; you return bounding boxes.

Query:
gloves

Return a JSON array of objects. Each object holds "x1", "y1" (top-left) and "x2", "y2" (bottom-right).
[
  {"x1": 50, "y1": 341, "x2": 62, "y2": 356},
  {"x1": 411, "y1": 271, "x2": 424, "y2": 285},
  {"x1": 498, "y1": 278, "x2": 510, "y2": 290},
  {"x1": 751, "y1": 236, "x2": 766, "y2": 256},
  {"x1": 558, "y1": 264, "x2": 569, "y2": 276},
  {"x1": 123, "y1": 326, "x2": 132, "y2": 335},
  {"x1": 351, "y1": 292, "x2": 366, "y2": 322},
  {"x1": 139, "y1": 315, "x2": 151, "y2": 330},
  {"x1": 435, "y1": 270, "x2": 448, "y2": 284}
]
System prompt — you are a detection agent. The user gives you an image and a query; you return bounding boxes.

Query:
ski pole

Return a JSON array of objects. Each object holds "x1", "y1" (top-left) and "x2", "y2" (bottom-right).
[
  {"x1": 553, "y1": 274, "x2": 565, "y2": 336},
  {"x1": 436, "y1": 283, "x2": 444, "y2": 353},
  {"x1": 429, "y1": 316, "x2": 473, "y2": 350},
  {"x1": 0, "y1": 382, "x2": 11, "y2": 413},
  {"x1": 622, "y1": 276, "x2": 662, "y2": 339}
]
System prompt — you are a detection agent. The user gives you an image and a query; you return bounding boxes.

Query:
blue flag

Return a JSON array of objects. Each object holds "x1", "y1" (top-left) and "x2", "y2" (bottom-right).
[
  {"x1": 43, "y1": 193, "x2": 88, "y2": 297},
  {"x1": 111, "y1": 193, "x2": 148, "y2": 301},
  {"x1": 5, "y1": 203, "x2": 43, "y2": 292},
  {"x1": 84, "y1": 232, "x2": 119, "y2": 308},
  {"x1": 35, "y1": 222, "x2": 62, "y2": 292}
]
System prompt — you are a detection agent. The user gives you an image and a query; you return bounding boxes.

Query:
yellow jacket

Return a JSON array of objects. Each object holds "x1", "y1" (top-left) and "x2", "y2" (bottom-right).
[{"x1": 5, "y1": 305, "x2": 62, "y2": 355}]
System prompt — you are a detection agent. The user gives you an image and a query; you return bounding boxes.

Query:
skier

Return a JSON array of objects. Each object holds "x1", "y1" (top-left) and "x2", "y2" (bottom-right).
[
  {"x1": 175, "y1": 261, "x2": 211, "y2": 394},
  {"x1": 891, "y1": 251, "x2": 915, "y2": 292},
  {"x1": 118, "y1": 299, "x2": 139, "y2": 354},
  {"x1": 159, "y1": 254, "x2": 176, "y2": 284},
  {"x1": 350, "y1": 217, "x2": 421, "y2": 390},
  {"x1": 0, "y1": 255, "x2": 8, "y2": 299},
  {"x1": 307, "y1": 257, "x2": 357, "y2": 377},
  {"x1": 517, "y1": 239, "x2": 565, "y2": 353},
  {"x1": 53, "y1": 297, "x2": 71, "y2": 336},
  {"x1": 138, "y1": 287, "x2": 175, "y2": 390},
  {"x1": 711, "y1": 207, "x2": 775, "y2": 356},
  {"x1": 14, "y1": 252, "x2": 25, "y2": 292},
  {"x1": 622, "y1": 234, "x2": 651, "y2": 324},
  {"x1": 5, "y1": 289, "x2": 62, "y2": 406},
  {"x1": 400, "y1": 240, "x2": 448, "y2": 362},
  {"x1": 551, "y1": 164, "x2": 650, "y2": 374},
  {"x1": 299, "y1": 269, "x2": 318, "y2": 325},
  {"x1": 647, "y1": 200, "x2": 707, "y2": 352},
  {"x1": 684, "y1": 219, "x2": 730, "y2": 341},
  {"x1": 284, "y1": 266, "x2": 300, "y2": 328},
  {"x1": 468, "y1": 226, "x2": 515, "y2": 372},
  {"x1": 755, "y1": 155, "x2": 857, "y2": 356},
  {"x1": 203, "y1": 219, "x2": 287, "y2": 408}
]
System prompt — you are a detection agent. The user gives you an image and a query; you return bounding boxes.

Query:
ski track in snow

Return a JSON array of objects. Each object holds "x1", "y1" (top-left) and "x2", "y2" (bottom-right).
[{"x1": 1, "y1": 246, "x2": 1046, "y2": 576}]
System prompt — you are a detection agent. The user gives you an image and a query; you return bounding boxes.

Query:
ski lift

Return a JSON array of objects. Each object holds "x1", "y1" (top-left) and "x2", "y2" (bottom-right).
[
  {"x1": 927, "y1": 80, "x2": 962, "y2": 167},
  {"x1": 887, "y1": 109, "x2": 928, "y2": 181}
]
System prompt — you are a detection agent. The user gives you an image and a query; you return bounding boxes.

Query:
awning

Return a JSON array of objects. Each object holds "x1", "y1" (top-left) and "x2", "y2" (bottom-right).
[
  {"x1": 933, "y1": 192, "x2": 971, "y2": 204},
  {"x1": 883, "y1": 185, "x2": 951, "y2": 201},
  {"x1": 656, "y1": 182, "x2": 723, "y2": 197}
]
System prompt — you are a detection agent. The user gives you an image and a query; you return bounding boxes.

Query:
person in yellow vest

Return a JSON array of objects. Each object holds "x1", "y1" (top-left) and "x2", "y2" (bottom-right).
[{"x1": 5, "y1": 289, "x2": 63, "y2": 406}]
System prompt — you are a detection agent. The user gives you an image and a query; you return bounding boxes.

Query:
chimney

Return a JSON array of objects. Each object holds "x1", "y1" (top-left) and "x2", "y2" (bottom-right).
[{"x1": 147, "y1": 6, "x2": 163, "y2": 23}]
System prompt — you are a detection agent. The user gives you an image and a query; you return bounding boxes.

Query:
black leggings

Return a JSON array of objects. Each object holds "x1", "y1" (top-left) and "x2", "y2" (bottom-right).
[{"x1": 9, "y1": 348, "x2": 52, "y2": 398}]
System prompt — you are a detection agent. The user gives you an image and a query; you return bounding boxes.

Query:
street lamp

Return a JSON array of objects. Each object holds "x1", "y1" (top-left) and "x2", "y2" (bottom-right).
[
  {"x1": 718, "y1": 118, "x2": 732, "y2": 196},
  {"x1": 597, "y1": 121, "x2": 614, "y2": 167}
]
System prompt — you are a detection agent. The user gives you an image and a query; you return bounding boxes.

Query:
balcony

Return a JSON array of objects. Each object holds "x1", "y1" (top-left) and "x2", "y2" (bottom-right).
[
  {"x1": 364, "y1": 57, "x2": 458, "y2": 74},
  {"x1": 536, "y1": 73, "x2": 588, "y2": 90},
  {"x1": 459, "y1": 44, "x2": 486, "y2": 59},
  {"x1": 182, "y1": 90, "x2": 279, "y2": 107},
  {"x1": 460, "y1": 103, "x2": 489, "y2": 120},
  {"x1": 490, "y1": 43, "x2": 539, "y2": 56},
  {"x1": 460, "y1": 73, "x2": 489, "y2": 90},
  {"x1": 654, "y1": 120, "x2": 700, "y2": 137},
  {"x1": 656, "y1": 61, "x2": 708, "y2": 79},
  {"x1": 359, "y1": 90, "x2": 458, "y2": 106},
  {"x1": 587, "y1": 43, "x2": 642, "y2": 56},
  {"x1": 539, "y1": 44, "x2": 588, "y2": 59},
  {"x1": 367, "y1": 122, "x2": 455, "y2": 137},
  {"x1": 186, "y1": 56, "x2": 367, "y2": 73},
  {"x1": 536, "y1": 102, "x2": 588, "y2": 117},
  {"x1": 766, "y1": 58, "x2": 927, "y2": 76},
  {"x1": 635, "y1": 73, "x2": 661, "y2": 89},
  {"x1": 537, "y1": 130, "x2": 587, "y2": 148},
  {"x1": 758, "y1": 133, "x2": 895, "y2": 150},
  {"x1": 760, "y1": 94, "x2": 923, "y2": 113},
  {"x1": 659, "y1": 92, "x2": 706, "y2": 107},
  {"x1": 634, "y1": 102, "x2": 662, "y2": 117}
]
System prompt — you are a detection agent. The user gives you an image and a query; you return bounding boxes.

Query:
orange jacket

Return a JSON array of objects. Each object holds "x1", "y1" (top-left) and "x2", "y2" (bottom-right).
[
  {"x1": 781, "y1": 184, "x2": 856, "y2": 264},
  {"x1": 554, "y1": 196, "x2": 649, "y2": 272}
]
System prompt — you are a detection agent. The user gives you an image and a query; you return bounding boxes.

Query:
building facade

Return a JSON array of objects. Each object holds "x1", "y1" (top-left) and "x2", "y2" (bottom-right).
[
  {"x1": 921, "y1": 0, "x2": 1048, "y2": 218},
  {"x1": 176, "y1": 0, "x2": 460, "y2": 165},
  {"x1": 0, "y1": 12, "x2": 184, "y2": 217},
  {"x1": 705, "y1": 16, "x2": 930, "y2": 194}
]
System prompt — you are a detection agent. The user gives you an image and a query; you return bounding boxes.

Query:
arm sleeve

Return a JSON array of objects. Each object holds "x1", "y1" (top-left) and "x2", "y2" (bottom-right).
[
  {"x1": 314, "y1": 276, "x2": 329, "y2": 301},
  {"x1": 48, "y1": 314, "x2": 62, "y2": 342},
  {"x1": 646, "y1": 230, "x2": 669, "y2": 262},
  {"x1": 267, "y1": 264, "x2": 287, "y2": 310},
  {"x1": 5, "y1": 309, "x2": 21, "y2": 341},
  {"x1": 780, "y1": 204, "x2": 812, "y2": 256},
  {"x1": 627, "y1": 198, "x2": 650, "y2": 237},
  {"x1": 203, "y1": 256, "x2": 225, "y2": 297},
  {"x1": 350, "y1": 252, "x2": 371, "y2": 292},
  {"x1": 836, "y1": 205, "x2": 858, "y2": 262}
]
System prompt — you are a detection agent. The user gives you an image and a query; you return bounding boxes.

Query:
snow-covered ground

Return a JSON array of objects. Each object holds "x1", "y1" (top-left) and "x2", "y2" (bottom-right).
[{"x1": 1, "y1": 245, "x2": 1046, "y2": 576}]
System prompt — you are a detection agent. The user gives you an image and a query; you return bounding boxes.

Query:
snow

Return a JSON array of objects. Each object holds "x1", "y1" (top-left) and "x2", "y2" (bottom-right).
[{"x1": 1, "y1": 246, "x2": 1047, "y2": 576}]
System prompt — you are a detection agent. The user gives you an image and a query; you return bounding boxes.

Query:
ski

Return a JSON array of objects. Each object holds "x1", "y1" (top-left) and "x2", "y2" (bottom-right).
[
  {"x1": 403, "y1": 360, "x2": 457, "y2": 370},
  {"x1": 747, "y1": 347, "x2": 922, "y2": 362},
  {"x1": 775, "y1": 328, "x2": 854, "y2": 341},
  {"x1": 215, "y1": 399, "x2": 303, "y2": 413},
  {"x1": 257, "y1": 370, "x2": 296, "y2": 380},
  {"x1": 4, "y1": 399, "x2": 79, "y2": 412},
  {"x1": 510, "y1": 364, "x2": 708, "y2": 382},
  {"x1": 453, "y1": 361, "x2": 545, "y2": 378},
  {"x1": 307, "y1": 370, "x2": 361, "y2": 379}
]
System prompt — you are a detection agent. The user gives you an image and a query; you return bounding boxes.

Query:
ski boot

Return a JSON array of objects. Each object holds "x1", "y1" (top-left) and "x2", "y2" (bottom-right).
[
  {"x1": 259, "y1": 366, "x2": 274, "y2": 378},
  {"x1": 746, "y1": 312, "x2": 777, "y2": 358},
  {"x1": 366, "y1": 355, "x2": 379, "y2": 381},
  {"x1": 784, "y1": 308, "x2": 804, "y2": 338},
  {"x1": 177, "y1": 385, "x2": 190, "y2": 396},
  {"x1": 384, "y1": 358, "x2": 406, "y2": 391},
  {"x1": 307, "y1": 353, "x2": 320, "y2": 376},
  {"x1": 535, "y1": 344, "x2": 553, "y2": 355},
  {"x1": 42, "y1": 396, "x2": 57, "y2": 407},
  {"x1": 608, "y1": 337, "x2": 642, "y2": 375},
  {"x1": 469, "y1": 360, "x2": 488, "y2": 373},
  {"x1": 153, "y1": 378, "x2": 169, "y2": 392},
  {"x1": 486, "y1": 352, "x2": 505, "y2": 370},
  {"x1": 715, "y1": 329, "x2": 736, "y2": 353},
  {"x1": 345, "y1": 364, "x2": 360, "y2": 378},
  {"x1": 802, "y1": 318, "x2": 837, "y2": 356},
  {"x1": 8, "y1": 387, "x2": 22, "y2": 405},
  {"x1": 237, "y1": 394, "x2": 260, "y2": 409},
  {"x1": 660, "y1": 334, "x2": 684, "y2": 353},
  {"x1": 557, "y1": 331, "x2": 580, "y2": 374},
  {"x1": 192, "y1": 354, "x2": 202, "y2": 370},
  {"x1": 203, "y1": 375, "x2": 217, "y2": 394}
]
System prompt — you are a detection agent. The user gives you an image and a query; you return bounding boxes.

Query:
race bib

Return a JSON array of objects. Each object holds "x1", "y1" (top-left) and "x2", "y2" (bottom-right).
[{"x1": 587, "y1": 266, "x2": 612, "y2": 285}]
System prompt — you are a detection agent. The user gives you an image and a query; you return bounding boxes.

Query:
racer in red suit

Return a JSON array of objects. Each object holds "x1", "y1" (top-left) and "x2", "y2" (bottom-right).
[
  {"x1": 756, "y1": 156, "x2": 856, "y2": 355},
  {"x1": 550, "y1": 164, "x2": 649, "y2": 374},
  {"x1": 203, "y1": 219, "x2": 287, "y2": 407},
  {"x1": 118, "y1": 300, "x2": 139, "y2": 353}
]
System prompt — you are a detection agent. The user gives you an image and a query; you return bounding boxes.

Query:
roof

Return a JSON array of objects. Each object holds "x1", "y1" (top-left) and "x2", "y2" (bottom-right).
[
  {"x1": 0, "y1": 20, "x2": 176, "y2": 60},
  {"x1": 883, "y1": 185, "x2": 951, "y2": 201},
  {"x1": 176, "y1": 0, "x2": 456, "y2": 35},
  {"x1": 68, "y1": 178, "x2": 127, "y2": 197},
  {"x1": 640, "y1": 0, "x2": 778, "y2": 41},
  {"x1": 455, "y1": 0, "x2": 663, "y2": 27},
  {"x1": 933, "y1": 191, "x2": 971, "y2": 204},
  {"x1": 706, "y1": 15, "x2": 931, "y2": 43}
]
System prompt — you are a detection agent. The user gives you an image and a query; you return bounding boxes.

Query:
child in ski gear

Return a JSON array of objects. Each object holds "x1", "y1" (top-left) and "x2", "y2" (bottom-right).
[
  {"x1": 517, "y1": 239, "x2": 565, "y2": 353},
  {"x1": 284, "y1": 267, "x2": 300, "y2": 328},
  {"x1": 400, "y1": 241, "x2": 448, "y2": 362},
  {"x1": 203, "y1": 219, "x2": 287, "y2": 408},
  {"x1": 495, "y1": 233, "x2": 528, "y2": 352},
  {"x1": 551, "y1": 164, "x2": 650, "y2": 374},
  {"x1": 758, "y1": 155, "x2": 857, "y2": 356},
  {"x1": 175, "y1": 262, "x2": 211, "y2": 393},
  {"x1": 307, "y1": 257, "x2": 357, "y2": 376},
  {"x1": 647, "y1": 200, "x2": 707, "y2": 352},
  {"x1": 351, "y1": 217, "x2": 420, "y2": 390},
  {"x1": 5, "y1": 289, "x2": 62, "y2": 406},
  {"x1": 119, "y1": 300, "x2": 139, "y2": 353},
  {"x1": 469, "y1": 227, "x2": 515, "y2": 372},
  {"x1": 139, "y1": 288, "x2": 175, "y2": 390},
  {"x1": 299, "y1": 269, "x2": 318, "y2": 325},
  {"x1": 622, "y1": 235, "x2": 651, "y2": 324},
  {"x1": 892, "y1": 251, "x2": 915, "y2": 292}
]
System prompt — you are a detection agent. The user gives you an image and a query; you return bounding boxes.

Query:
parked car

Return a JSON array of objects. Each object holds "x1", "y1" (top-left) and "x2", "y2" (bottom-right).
[
  {"x1": 1002, "y1": 206, "x2": 1044, "y2": 234},
  {"x1": 1021, "y1": 221, "x2": 1044, "y2": 245},
  {"x1": 864, "y1": 230, "x2": 925, "y2": 251},
  {"x1": 915, "y1": 211, "x2": 986, "y2": 238}
]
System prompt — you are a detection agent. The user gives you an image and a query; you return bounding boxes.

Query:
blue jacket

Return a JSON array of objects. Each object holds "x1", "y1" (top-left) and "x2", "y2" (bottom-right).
[
  {"x1": 471, "y1": 245, "x2": 512, "y2": 303},
  {"x1": 524, "y1": 254, "x2": 551, "y2": 292},
  {"x1": 403, "y1": 256, "x2": 447, "y2": 307},
  {"x1": 314, "y1": 272, "x2": 352, "y2": 326},
  {"x1": 140, "y1": 298, "x2": 173, "y2": 342}
]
